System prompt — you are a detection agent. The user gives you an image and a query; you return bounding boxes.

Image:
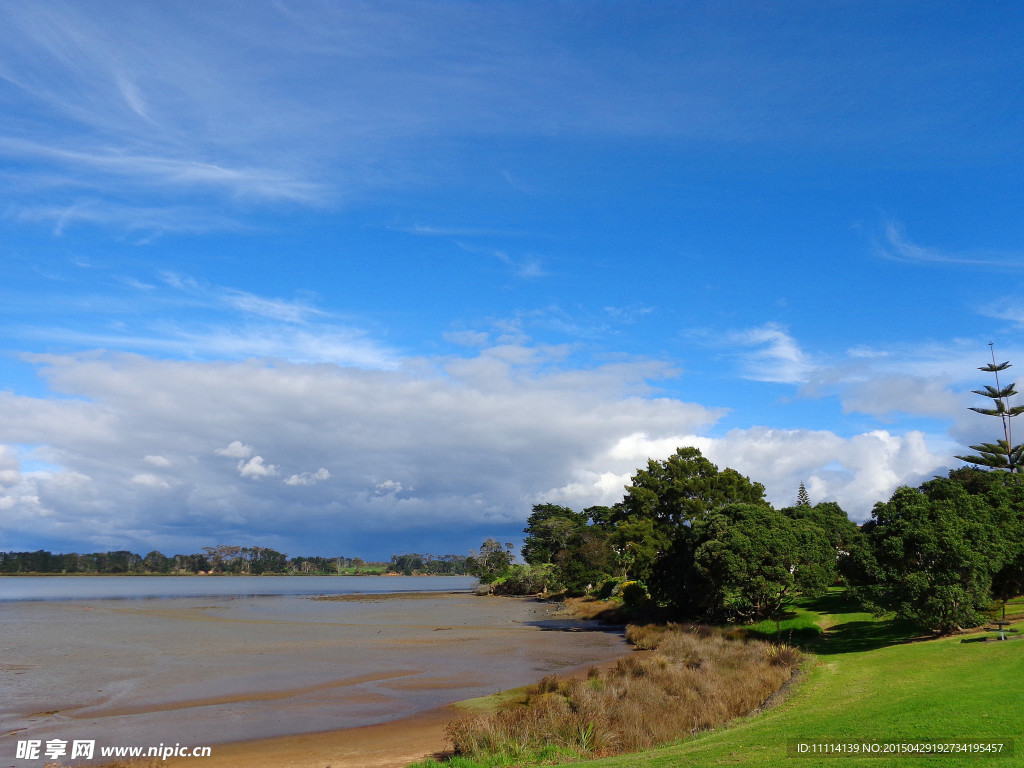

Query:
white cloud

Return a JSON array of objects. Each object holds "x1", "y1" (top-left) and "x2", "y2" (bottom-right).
[
  {"x1": 130, "y1": 473, "x2": 170, "y2": 489},
  {"x1": 237, "y1": 456, "x2": 278, "y2": 479},
  {"x1": 285, "y1": 468, "x2": 330, "y2": 487},
  {"x1": 0, "y1": 446, "x2": 22, "y2": 485},
  {"x1": 444, "y1": 330, "x2": 490, "y2": 348},
  {"x1": 0, "y1": 348, "x2": 720, "y2": 552},
  {"x1": 374, "y1": 480, "x2": 404, "y2": 496},
  {"x1": 536, "y1": 426, "x2": 952, "y2": 523},
  {"x1": 728, "y1": 323, "x2": 813, "y2": 384},
  {"x1": 1, "y1": 323, "x2": 990, "y2": 554},
  {"x1": 216, "y1": 441, "x2": 253, "y2": 459},
  {"x1": 880, "y1": 222, "x2": 1024, "y2": 269}
]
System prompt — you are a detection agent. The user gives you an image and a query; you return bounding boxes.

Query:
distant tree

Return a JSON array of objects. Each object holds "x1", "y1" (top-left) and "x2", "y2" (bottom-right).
[
  {"x1": 467, "y1": 538, "x2": 514, "y2": 584},
  {"x1": 956, "y1": 344, "x2": 1024, "y2": 472},
  {"x1": 796, "y1": 482, "x2": 811, "y2": 507},
  {"x1": 142, "y1": 550, "x2": 171, "y2": 574}
]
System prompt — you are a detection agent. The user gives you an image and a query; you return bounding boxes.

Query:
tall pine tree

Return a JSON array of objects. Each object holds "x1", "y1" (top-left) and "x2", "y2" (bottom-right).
[
  {"x1": 956, "y1": 343, "x2": 1024, "y2": 472},
  {"x1": 796, "y1": 482, "x2": 811, "y2": 507}
]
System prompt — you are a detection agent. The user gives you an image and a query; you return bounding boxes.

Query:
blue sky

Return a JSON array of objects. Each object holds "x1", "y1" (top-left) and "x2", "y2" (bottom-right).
[{"x1": 2, "y1": 1, "x2": 1023, "y2": 560}]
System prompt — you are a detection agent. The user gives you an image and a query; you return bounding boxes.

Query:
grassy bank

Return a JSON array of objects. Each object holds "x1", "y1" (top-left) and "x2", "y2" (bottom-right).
[
  {"x1": 414, "y1": 591, "x2": 1024, "y2": 768},
  {"x1": 412, "y1": 623, "x2": 801, "y2": 766},
  {"x1": 589, "y1": 600, "x2": 1023, "y2": 768}
]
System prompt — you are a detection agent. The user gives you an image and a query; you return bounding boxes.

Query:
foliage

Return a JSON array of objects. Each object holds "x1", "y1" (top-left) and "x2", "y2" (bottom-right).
[
  {"x1": 0, "y1": 547, "x2": 390, "y2": 575},
  {"x1": 387, "y1": 552, "x2": 469, "y2": 576},
  {"x1": 491, "y1": 563, "x2": 556, "y2": 595},
  {"x1": 609, "y1": 447, "x2": 767, "y2": 582},
  {"x1": 517, "y1": 503, "x2": 617, "y2": 594},
  {"x1": 619, "y1": 581, "x2": 649, "y2": 608},
  {"x1": 521, "y1": 504, "x2": 589, "y2": 565},
  {"x1": 955, "y1": 347, "x2": 1024, "y2": 472},
  {"x1": 467, "y1": 538, "x2": 515, "y2": 583},
  {"x1": 856, "y1": 476, "x2": 1015, "y2": 633},
  {"x1": 682, "y1": 504, "x2": 835, "y2": 622},
  {"x1": 796, "y1": 481, "x2": 811, "y2": 507}
]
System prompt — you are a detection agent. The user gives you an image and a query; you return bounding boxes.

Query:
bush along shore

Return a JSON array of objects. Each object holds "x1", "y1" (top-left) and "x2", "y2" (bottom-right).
[{"x1": 413, "y1": 622, "x2": 801, "y2": 767}]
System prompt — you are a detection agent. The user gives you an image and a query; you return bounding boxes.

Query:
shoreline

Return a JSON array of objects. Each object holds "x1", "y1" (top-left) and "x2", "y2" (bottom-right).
[
  {"x1": 157, "y1": 643, "x2": 635, "y2": 768},
  {"x1": 159, "y1": 703, "x2": 460, "y2": 768},
  {"x1": 6, "y1": 591, "x2": 630, "y2": 767}
]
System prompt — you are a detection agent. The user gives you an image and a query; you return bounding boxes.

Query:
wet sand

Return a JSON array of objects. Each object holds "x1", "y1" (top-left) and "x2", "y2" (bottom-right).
[{"x1": 1, "y1": 592, "x2": 628, "y2": 766}]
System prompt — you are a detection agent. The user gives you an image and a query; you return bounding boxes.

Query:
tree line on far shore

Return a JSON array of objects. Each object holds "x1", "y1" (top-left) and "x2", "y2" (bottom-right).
[
  {"x1": 0, "y1": 546, "x2": 471, "y2": 576},
  {"x1": 467, "y1": 447, "x2": 1024, "y2": 635}
]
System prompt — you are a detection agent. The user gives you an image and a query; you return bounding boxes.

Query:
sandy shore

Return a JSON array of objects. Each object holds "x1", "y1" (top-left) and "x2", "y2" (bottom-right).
[
  {"x1": 162, "y1": 705, "x2": 458, "y2": 768},
  {"x1": 160, "y1": 653, "x2": 631, "y2": 768}
]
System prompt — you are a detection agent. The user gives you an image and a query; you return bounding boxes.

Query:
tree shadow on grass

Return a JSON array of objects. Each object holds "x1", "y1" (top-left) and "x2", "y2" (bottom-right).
[
  {"x1": 794, "y1": 591, "x2": 926, "y2": 655},
  {"x1": 813, "y1": 617, "x2": 925, "y2": 654},
  {"x1": 802, "y1": 589, "x2": 864, "y2": 617}
]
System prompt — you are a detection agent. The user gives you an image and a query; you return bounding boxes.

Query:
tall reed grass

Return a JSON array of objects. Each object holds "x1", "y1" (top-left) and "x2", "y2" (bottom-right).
[{"x1": 443, "y1": 623, "x2": 801, "y2": 764}]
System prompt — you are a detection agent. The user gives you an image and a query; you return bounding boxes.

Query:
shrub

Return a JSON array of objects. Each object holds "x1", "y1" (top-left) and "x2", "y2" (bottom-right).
[
  {"x1": 620, "y1": 580, "x2": 649, "y2": 607},
  {"x1": 444, "y1": 623, "x2": 801, "y2": 764}
]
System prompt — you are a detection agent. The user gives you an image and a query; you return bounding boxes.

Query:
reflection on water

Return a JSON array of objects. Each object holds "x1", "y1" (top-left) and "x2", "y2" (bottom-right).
[{"x1": 0, "y1": 590, "x2": 628, "y2": 760}]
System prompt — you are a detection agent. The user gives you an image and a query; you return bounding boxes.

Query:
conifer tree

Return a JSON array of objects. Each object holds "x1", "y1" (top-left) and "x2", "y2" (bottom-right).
[
  {"x1": 796, "y1": 482, "x2": 811, "y2": 507},
  {"x1": 956, "y1": 344, "x2": 1024, "y2": 473}
]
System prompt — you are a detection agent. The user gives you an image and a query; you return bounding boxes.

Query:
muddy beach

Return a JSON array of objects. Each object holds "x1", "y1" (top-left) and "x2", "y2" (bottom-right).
[{"x1": 2, "y1": 589, "x2": 628, "y2": 767}]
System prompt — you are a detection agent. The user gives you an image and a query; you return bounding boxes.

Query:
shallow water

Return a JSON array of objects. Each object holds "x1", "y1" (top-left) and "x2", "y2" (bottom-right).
[
  {"x1": 0, "y1": 574, "x2": 477, "y2": 602},
  {"x1": 0, "y1": 591, "x2": 628, "y2": 763}
]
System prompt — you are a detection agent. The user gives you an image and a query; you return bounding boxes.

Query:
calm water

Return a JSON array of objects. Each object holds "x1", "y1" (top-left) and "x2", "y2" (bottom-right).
[
  {"x1": 0, "y1": 580, "x2": 629, "y2": 764},
  {"x1": 0, "y1": 574, "x2": 477, "y2": 602}
]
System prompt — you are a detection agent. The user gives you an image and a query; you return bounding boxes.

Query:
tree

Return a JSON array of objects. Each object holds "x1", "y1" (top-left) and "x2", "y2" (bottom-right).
[
  {"x1": 858, "y1": 479, "x2": 1009, "y2": 633},
  {"x1": 142, "y1": 550, "x2": 171, "y2": 573},
  {"x1": 611, "y1": 447, "x2": 767, "y2": 582},
  {"x1": 796, "y1": 482, "x2": 811, "y2": 507},
  {"x1": 467, "y1": 538, "x2": 514, "y2": 584},
  {"x1": 956, "y1": 344, "x2": 1024, "y2": 472},
  {"x1": 659, "y1": 503, "x2": 834, "y2": 622},
  {"x1": 521, "y1": 504, "x2": 588, "y2": 565}
]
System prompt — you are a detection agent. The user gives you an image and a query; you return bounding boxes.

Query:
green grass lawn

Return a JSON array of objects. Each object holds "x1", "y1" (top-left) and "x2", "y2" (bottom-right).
[
  {"x1": 585, "y1": 592, "x2": 1023, "y2": 768},
  {"x1": 415, "y1": 590, "x2": 1022, "y2": 768}
]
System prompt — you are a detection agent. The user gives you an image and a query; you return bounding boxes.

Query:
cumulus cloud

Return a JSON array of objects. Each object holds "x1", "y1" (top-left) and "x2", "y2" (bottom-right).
[
  {"x1": 537, "y1": 426, "x2": 951, "y2": 523},
  {"x1": 237, "y1": 456, "x2": 278, "y2": 479},
  {"x1": 0, "y1": 348, "x2": 721, "y2": 553},
  {"x1": 0, "y1": 334, "x2": 975, "y2": 554},
  {"x1": 0, "y1": 446, "x2": 22, "y2": 485}
]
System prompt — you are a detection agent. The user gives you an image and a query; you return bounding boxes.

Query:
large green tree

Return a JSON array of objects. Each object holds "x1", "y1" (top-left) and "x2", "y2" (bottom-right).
[
  {"x1": 610, "y1": 447, "x2": 767, "y2": 582},
  {"x1": 858, "y1": 477, "x2": 1012, "y2": 633},
  {"x1": 521, "y1": 504, "x2": 589, "y2": 565},
  {"x1": 656, "y1": 503, "x2": 835, "y2": 621}
]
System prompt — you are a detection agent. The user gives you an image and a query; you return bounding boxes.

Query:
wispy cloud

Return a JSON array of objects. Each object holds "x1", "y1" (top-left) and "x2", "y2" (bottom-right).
[
  {"x1": 727, "y1": 323, "x2": 813, "y2": 384},
  {"x1": 7, "y1": 198, "x2": 248, "y2": 239},
  {"x1": 9, "y1": 272, "x2": 399, "y2": 369},
  {"x1": 456, "y1": 241, "x2": 545, "y2": 279},
  {"x1": 879, "y1": 222, "x2": 1024, "y2": 269}
]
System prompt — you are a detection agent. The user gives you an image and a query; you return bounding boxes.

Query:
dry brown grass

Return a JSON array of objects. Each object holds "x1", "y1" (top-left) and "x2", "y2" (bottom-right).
[{"x1": 444, "y1": 623, "x2": 801, "y2": 763}]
